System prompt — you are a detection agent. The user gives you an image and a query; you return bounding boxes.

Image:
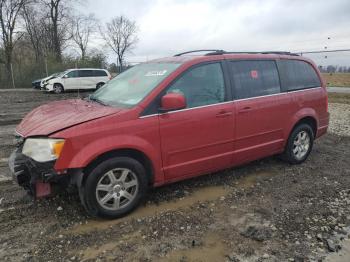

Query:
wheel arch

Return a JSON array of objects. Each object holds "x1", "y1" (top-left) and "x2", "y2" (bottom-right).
[
  {"x1": 96, "y1": 82, "x2": 105, "y2": 89},
  {"x1": 82, "y1": 148, "x2": 155, "y2": 187},
  {"x1": 53, "y1": 82, "x2": 64, "y2": 91},
  {"x1": 291, "y1": 116, "x2": 317, "y2": 138}
]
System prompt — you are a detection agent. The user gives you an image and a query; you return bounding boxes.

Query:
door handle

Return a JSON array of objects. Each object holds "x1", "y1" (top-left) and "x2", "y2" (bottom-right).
[
  {"x1": 238, "y1": 106, "x2": 253, "y2": 113},
  {"x1": 216, "y1": 110, "x2": 232, "y2": 117}
]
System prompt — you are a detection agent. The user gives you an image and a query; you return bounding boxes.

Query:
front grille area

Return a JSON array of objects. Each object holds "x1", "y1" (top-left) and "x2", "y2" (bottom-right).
[{"x1": 13, "y1": 131, "x2": 24, "y2": 147}]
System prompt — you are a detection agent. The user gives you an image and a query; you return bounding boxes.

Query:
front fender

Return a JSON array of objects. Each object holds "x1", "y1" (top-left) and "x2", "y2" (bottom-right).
[{"x1": 54, "y1": 135, "x2": 162, "y2": 181}]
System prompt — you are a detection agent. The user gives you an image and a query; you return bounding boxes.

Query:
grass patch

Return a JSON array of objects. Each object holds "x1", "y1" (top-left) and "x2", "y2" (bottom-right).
[
  {"x1": 322, "y1": 73, "x2": 350, "y2": 87},
  {"x1": 328, "y1": 92, "x2": 350, "y2": 105}
]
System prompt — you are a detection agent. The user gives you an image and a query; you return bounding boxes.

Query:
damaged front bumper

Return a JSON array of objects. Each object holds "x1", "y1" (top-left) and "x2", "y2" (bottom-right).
[{"x1": 8, "y1": 148, "x2": 78, "y2": 198}]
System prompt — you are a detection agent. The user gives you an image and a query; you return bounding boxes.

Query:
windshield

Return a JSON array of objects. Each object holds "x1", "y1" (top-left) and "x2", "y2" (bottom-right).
[
  {"x1": 57, "y1": 70, "x2": 69, "y2": 77},
  {"x1": 90, "y1": 63, "x2": 181, "y2": 107},
  {"x1": 50, "y1": 72, "x2": 60, "y2": 77}
]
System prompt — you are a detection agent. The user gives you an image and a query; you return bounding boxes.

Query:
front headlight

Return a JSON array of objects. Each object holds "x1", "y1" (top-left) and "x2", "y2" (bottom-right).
[{"x1": 22, "y1": 138, "x2": 65, "y2": 162}]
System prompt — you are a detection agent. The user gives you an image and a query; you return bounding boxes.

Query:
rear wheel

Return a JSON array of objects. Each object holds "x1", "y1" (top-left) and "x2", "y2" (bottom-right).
[
  {"x1": 53, "y1": 84, "x2": 64, "y2": 94},
  {"x1": 82, "y1": 157, "x2": 148, "y2": 218},
  {"x1": 282, "y1": 123, "x2": 314, "y2": 164}
]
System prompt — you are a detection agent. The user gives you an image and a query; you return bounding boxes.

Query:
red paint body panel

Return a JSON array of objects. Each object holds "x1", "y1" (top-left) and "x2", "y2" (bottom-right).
[
  {"x1": 159, "y1": 102, "x2": 235, "y2": 180},
  {"x1": 15, "y1": 53, "x2": 329, "y2": 188},
  {"x1": 16, "y1": 99, "x2": 122, "y2": 137}
]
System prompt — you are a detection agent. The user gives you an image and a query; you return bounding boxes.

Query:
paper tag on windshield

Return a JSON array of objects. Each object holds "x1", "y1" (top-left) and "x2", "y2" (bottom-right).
[{"x1": 145, "y1": 70, "x2": 167, "y2": 77}]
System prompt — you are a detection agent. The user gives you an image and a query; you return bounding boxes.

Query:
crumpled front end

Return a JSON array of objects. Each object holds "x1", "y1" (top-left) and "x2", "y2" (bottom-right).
[
  {"x1": 8, "y1": 133, "x2": 79, "y2": 198},
  {"x1": 8, "y1": 147, "x2": 55, "y2": 197}
]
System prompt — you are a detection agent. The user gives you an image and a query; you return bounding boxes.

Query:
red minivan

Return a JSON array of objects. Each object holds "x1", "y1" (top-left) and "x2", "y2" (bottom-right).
[{"x1": 9, "y1": 50, "x2": 329, "y2": 218}]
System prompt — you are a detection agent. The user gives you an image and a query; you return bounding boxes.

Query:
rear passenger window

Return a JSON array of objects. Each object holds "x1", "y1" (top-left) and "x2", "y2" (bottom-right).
[
  {"x1": 278, "y1": 60, "x2": 321, "y2": 91},
  {"x1": 94, "y1": 70, "x2": 108, "y2": 77},
  {"x1": 79, "y1": 70, "x2": 94, "y2": 77},
  {"x1": 166, "y1": 63, "x2": 225, "y2": 109},
  {"x1": 229, "y1": 60, "x2": 280, "y2": 99}
]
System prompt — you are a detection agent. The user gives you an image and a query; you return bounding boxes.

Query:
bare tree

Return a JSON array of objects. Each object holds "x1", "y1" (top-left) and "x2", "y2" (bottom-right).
[
  {"x1": 41, "y1": 0, "x2": 73, "y2": 62},
  {"x1": 0, "y1": 0, "x2": 27, "y2": 82},
  {"x1": 22, "y1": 1, "x2": 44, "y2": 61},
  {"x1": 101, "y1": 16, "x2": 138, "y2": 72},
  {"x1": 71, "y1": 13, "x2": 96, "y2": 60}
]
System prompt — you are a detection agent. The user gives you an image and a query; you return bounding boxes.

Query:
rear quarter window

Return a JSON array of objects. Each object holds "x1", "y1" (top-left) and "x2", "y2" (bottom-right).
[
  {"x1": 94, "y1": 70, "x2": 108, "y2": 77},
  {"x1": 229, "y1": 60, "x2": 281, "y2": 99},
  {"x1": 79, "y1": 70, "x2": 94, "y2": 77},
  {"x1": 278, "y1": 60, "x2": 321, "y2": 91}
]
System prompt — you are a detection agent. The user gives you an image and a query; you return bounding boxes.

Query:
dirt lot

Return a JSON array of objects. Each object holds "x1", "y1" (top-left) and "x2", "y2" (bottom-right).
[
  {"x1": 0, "y1": 90, "x2": 350, "y2": 262},
  {"x1": 322, "y1": 73, "x2": 350, "y2": 87}
]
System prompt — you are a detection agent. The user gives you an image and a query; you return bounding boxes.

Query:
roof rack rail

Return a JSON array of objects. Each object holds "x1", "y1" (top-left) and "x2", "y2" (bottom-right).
[
  {"x1": 174, "y1": 49, "x2": 225, "y2": 56},
  {"x1": 174, "y1": 50, "x2": 300, "y2": 57},
  {"x1": 206, "y1": 51, "x2": 299, "y2": 56}
]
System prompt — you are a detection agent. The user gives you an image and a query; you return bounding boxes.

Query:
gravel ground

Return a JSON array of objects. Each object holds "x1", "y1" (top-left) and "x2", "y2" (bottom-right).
[
  {"x1": 328, "y1": 103, "x2": 350, "y2": 137},
  {"x1": 0, "y1": 90, "x2": 349, "y2": 262}
]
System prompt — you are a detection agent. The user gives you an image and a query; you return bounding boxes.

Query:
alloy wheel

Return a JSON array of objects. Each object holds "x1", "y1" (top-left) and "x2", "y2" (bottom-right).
[
  {"x1": 95, "y1": 168, "x2": 139, "y2": 211},
  {"x1": 292, "y1": 130, "x2": 310, "y2": 160}
]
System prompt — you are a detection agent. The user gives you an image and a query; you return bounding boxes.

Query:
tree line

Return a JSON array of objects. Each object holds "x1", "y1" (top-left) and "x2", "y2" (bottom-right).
[
  {"x1": 0, "y1": 0, "x2": 138, "y2": 88},
  {"x1": 318, "y1": 65, "x2": 350, "y2": 73}
]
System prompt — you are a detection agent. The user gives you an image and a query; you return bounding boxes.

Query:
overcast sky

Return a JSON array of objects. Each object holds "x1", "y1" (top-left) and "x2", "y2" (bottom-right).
[{"x1": 83, "y1": 0, "x2": 350, "y2": 66}]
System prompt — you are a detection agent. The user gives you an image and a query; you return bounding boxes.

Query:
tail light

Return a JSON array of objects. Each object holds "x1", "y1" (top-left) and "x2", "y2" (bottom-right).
[
  {"x1": 325, "y1": 92, "x2": 328, "y2": 112},
  {"x1": 108, "y1": 75, "x2": 112, "y2": 80}
]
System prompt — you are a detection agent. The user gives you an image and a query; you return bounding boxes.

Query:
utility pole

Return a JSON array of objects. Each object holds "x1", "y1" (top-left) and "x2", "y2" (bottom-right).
[
  {"x1": 45, "y1": 57, "x2": 48, "y2": 77},
  {"x1": 10, "y1": 63, "x2": 15, "y2": 89}
]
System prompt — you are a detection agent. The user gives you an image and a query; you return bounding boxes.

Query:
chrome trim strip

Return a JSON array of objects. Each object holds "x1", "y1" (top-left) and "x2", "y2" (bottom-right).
[
  {"x1": 233, "y1": 87, "x2": 322, "y2": 102},
  {"x1": 139, "y1": 86, "x2": 323, "y2": 118},
  {"x1": 233, "y1": 91, "x2": 286, "y2": 102},
  {"x1": 286, "y1": 86, "x2": 322, "y2": 94},
  {"x1": 139, "y1": 113, "x2": 158, "y2": 119},
  {"x1": 139, "y1": 101, "x2": 234, "y2": 118}
]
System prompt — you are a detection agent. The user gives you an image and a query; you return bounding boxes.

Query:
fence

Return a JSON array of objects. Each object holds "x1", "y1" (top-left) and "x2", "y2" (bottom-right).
[{"x1": 0, "y1": 57, "x2": 108, "y2": 89}]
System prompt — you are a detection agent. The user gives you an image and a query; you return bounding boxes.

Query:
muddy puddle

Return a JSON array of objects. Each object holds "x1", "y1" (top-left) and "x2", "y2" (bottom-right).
[
  {"x1": 159, "y1": 233, "x2": 228, "y2": 262},
  {"x1": 234, "y1": 171, "x2": 276, "y2": 189},
  {"x1": 325, "y1": 239, "x2": 350, "y2": 262},
  {"x1": 70, "y1": 185, "x2": 230, "y2": 234},
  {"x1": 69, "y1": 170, "x2": 277, "y2": 235}
]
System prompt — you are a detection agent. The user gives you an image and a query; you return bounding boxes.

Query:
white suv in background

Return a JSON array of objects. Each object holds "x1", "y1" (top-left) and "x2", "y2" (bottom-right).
[{"x1": 43, "y1": 68, "x2": 111, "y2": 93}]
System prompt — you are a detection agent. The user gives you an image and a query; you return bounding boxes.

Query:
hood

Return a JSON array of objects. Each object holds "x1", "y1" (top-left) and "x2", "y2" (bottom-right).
[
  {"x1": 44, "y1": 75, "x2": 57, "y2": 81},
  {"x1": 16, "y1": 99, "x2": 122, "y2": 137}
]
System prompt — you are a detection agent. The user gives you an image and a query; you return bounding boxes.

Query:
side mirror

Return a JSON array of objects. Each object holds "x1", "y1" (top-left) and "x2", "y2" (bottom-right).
[
  {"x1": 160, "y1": 93, "x2": 186, "y2": 112},
  {"x1": 62, "y1": 75, "x2": 68, "y2": 78}
]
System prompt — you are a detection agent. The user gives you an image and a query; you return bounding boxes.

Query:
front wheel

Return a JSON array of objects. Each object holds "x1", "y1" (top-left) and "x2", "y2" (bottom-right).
[
  {"x1": 82, "y1": 157, "x2": 148, "y2": 218},
  {"x1": 53, "y1": 84, "x2": 64, "y2": 94},
  {"x1": 282, "y1": 124, "x2": 314, "y2": 164}
]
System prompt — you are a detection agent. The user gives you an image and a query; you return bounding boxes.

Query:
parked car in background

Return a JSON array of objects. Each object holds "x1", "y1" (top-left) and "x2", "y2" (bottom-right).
[
  {"x1": 43, "y1": 68, "x2": 111, "y2": 93},
  {"x1": 39, "y1": 72, "x2": 61, "y2": 89},
  {"x1": 31, "y1": 72, "x2": 60, "y2": 89},
  {"x1": 9, "y1": 50, "x2": 329, "y2": 218},
  {"x1": 31, "y1": 78, "x2": 42, "y2": 89}
]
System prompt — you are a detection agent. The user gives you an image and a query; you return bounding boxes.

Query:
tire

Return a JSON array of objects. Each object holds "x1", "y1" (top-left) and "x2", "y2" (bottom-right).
[
  {"x1": 96, "y1": 82, "x2": 105, "y2": 90},
  {"x1": 282, "y1": 123, "x2": 314, "y2": 164},
  {"x1": 53, "y1": 84, "x2": 64, "y2": 94},
  {"x1": 82, "y1": 157, "x2": 148, "y2": 218}
]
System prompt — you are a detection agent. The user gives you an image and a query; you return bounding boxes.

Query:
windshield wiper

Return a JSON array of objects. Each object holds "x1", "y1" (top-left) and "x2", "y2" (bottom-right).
[{"x1": 88, "y1": 95, "x2": 108, "y2": 106}]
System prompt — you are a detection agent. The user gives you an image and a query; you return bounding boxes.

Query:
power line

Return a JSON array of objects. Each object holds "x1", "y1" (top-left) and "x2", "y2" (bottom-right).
[{"x1": 300, "y1": 49, "x2": 350, "y2": 55}]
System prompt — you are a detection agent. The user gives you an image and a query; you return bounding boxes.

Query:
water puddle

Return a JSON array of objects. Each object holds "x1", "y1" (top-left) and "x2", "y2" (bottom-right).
[
  {"x1": 70, "y1": 170, "x2": 277, "y2": 235},
  {"x1": 325, "y1": 239, "x2": 350, "y2": 262},
  {"x1": 70, "y1": 185, "x2": 230, "y2": 234},
  {"x1": 325, "y1": 227, "x2": 350, "y2": 262},
  {"x1": 159, "y1": 233, "x2": 228, "y2": 262},
  {"x1": 81, "y1": 231, "x2": 141, "y2": 261},
  {"x1": 235, "y1": 171, "x2": 276, "y2": 189}
]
